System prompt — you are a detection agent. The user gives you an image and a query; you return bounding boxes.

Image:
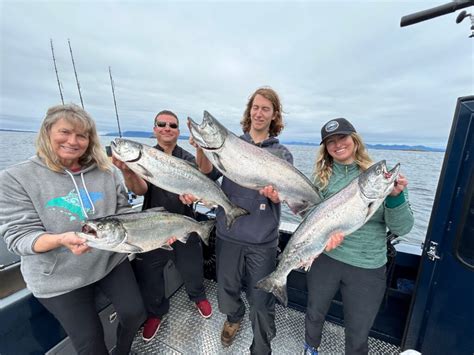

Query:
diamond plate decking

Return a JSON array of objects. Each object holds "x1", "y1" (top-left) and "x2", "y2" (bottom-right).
[{"x1": 131, "y1": 279, "x2": 399, "y2": 354}]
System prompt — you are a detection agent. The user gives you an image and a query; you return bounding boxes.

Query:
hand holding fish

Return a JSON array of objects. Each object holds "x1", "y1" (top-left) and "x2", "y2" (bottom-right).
[
  {"x1": 166, "y1": 236, "x2": 178, "y2": 245},
  {"x1": 112, "y1": 156, "x2": 133, "y2": 175},
  {"x1": 62, "y1": 232, "x2": 91, "y2": 255},
  {"x1": 259, "y1": 185, "x2": 281, "y2": 204},
  {"x1": 325, "y1": 232, "x2": 344, "y2": 251},
  {"x1": 188, "y1": 135, "x2": 199, "y2": 149},
  {"x1": 179, "y1": 193, "x2": 198, "y2": 205},
  {"x1": 390, "y1": 173, "x2": 408, "y2": 196}
]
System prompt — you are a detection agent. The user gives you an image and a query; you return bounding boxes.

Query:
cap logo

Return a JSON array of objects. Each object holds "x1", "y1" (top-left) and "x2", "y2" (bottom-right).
[{"x1": 325, "y1": 120, "x2": 339, "y2": 133}]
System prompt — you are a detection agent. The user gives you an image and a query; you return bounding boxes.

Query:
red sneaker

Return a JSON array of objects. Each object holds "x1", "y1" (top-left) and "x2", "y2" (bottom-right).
[
  {"x1": 142, "y1": 317, "x2": 161, "y2": 342},
  {"x1": 196, "y1": 299, "x2": 212, "y2": 318}
]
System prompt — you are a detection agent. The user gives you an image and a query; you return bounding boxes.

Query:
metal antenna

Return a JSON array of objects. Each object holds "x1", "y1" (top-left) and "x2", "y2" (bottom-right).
[
  {"x1": 50, "y1": 39, "x2": 64, "y2": 105},
  {"x1": 67, "y1": 39, "x2": 84, "y2": 108},
  {"x1": 109, "y1": 66, "x2": 123, "y2": 138}
]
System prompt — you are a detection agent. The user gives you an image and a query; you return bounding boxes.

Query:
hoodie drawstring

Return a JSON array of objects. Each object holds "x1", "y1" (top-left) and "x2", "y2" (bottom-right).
[{"x1": 64, "y1": 169, "x2": 95, "y2": 219}]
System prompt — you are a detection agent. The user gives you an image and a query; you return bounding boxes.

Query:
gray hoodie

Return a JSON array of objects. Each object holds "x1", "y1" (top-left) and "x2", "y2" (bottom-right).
[{"x1": 0, "y1": 156, "x2": 129, "y2": 298}]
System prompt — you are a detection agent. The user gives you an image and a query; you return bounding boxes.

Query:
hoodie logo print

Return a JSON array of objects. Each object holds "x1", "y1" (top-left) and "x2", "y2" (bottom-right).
[{"x1": 46, "y1": 189, "x2": 103, "y2": 221}]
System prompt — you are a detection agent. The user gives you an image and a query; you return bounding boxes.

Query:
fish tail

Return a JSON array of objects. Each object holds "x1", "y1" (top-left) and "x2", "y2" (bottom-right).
[
  {"x1": 225, "y1": 205, "x2": 249, "y2": 229},
  {"x1": 197, "y1": 220, "x2": 215, "y2": 246},
  {"x1": 255, "y1": 273, "x2": 288, "y2": 307}
]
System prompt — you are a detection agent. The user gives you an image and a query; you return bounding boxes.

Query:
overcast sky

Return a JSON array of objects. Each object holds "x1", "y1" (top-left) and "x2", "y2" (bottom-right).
[{"x1": 1, "y1": 1, "x2": 473, "y2": 148}]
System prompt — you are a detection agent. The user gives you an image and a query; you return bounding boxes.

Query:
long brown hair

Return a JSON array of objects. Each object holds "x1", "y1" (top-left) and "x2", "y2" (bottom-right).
[
  {"x1": 240, "y1": 87, "x2": 284, "y2": 137},
  {"x1": 36, "y1": 103, "x2": 111, "y2": 172},
  {"x1": 312, "y1": 132, "x2": 373, "y2": 190}
]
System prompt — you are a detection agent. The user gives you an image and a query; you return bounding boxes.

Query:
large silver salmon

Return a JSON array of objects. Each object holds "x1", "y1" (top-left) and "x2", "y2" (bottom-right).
[
  {"x1": 77, "y1": 208, "x2": 215, "y2": 253},
  {"x1": 111, "y1": 138, "x2": 248, "y2": 228},
  {"x1": 256, "y1": 160, "x2": 400, "y2": 306},
  {"x1": 188, "y1": 111, "x2": 323, "y2": 216}
]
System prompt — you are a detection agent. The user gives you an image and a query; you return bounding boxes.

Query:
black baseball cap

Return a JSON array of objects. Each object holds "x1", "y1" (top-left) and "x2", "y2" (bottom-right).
[{"x1": 320, "y1": 118, "x2": 356, "y2": 144}]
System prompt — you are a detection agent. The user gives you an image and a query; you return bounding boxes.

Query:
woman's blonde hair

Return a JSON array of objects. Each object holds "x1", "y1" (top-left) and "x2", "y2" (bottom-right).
[
  {"x1": 36, "y1": 103, "x2": 111, "y2": 172},
  {"x1": 312, "y1": 132, "x2": 373, "y2": 190},
  {"x1": 241, "y1": 87, "x2": 285, "y2": 137}
]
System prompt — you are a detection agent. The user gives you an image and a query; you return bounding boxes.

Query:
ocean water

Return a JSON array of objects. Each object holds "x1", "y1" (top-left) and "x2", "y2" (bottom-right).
[{"x1": 0, "y1": 131, "x2": 445, "y2": 247}]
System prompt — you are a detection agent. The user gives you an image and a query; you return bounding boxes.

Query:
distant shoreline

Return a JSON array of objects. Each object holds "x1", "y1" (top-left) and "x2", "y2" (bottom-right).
[{"x1": 0, "y1": 129, "x2": 445, "y2": 152}]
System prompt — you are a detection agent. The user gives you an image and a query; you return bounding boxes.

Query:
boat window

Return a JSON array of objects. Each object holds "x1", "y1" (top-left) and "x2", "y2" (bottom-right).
[{"x1": 455, "y1": 177, "x2": 474, "y2": 268}]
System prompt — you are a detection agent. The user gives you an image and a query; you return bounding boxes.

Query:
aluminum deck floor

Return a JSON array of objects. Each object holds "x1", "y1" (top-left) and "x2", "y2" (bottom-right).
[{"x1": 131, "y1": 279, "x2": 399, "y2": 354}]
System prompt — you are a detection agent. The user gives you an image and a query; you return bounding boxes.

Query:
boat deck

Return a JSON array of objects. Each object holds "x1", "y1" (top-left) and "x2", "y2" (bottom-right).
[{"x1": 131, "y1": 279, "x2": 399, "y2": 354}]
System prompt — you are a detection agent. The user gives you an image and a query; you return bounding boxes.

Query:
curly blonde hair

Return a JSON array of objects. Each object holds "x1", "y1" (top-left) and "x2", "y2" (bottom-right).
[
  {"x1": 36, "y1": 103, "x2": 111, "y2": 172},
  {"x1": 312, "y1": 132, "x2": 373, "y2": 190},
  {"x1": 240, "y1": 87, "x2": 285, "y2": 137}
]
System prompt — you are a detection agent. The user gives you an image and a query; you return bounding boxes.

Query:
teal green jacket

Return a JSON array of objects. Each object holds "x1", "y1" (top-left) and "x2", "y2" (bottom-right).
[{"x1": 316, "y1": 161, "x2": 414, "y2": 269}]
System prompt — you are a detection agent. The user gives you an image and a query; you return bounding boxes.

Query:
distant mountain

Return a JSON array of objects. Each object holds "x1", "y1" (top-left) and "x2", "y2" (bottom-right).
[
  {"x1": 282, "y1": 141, "x2": 445, "y2": 152},
  {"x1": 0, "y1": 128, "x2": 36, "y2": 133},
  {"x1": 103, "y1": 131, "x2": 190, "y2": 140},
  {"x1": 365, "y1": 144, "x2": 445, "y2": 152},
  {"x1": 102, "y1": 131, "x2": 444, "y2": 152}
]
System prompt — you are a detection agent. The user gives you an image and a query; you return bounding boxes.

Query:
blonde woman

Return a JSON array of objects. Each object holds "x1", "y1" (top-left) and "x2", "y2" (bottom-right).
[
  {"x1": 304, "y1": 118, "x2": 414, "y2": 355},
  {"x1": 0, "y1": 104, "x2": 145, "y2": 355}
]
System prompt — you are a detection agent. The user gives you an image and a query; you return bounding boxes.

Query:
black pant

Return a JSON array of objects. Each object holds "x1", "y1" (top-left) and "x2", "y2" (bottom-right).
[
  {"x1": 305, "y1": 254, "x2": 386, "y2": 355},
  {"x1": 39, "y1": 259, "x2": 146, "y2": 355},
  {"x1": 133, "y1": 233, "x2": 206, "y2": 318},
  {"x1": 216, "y1": 238, "x2": 277, "y2": 355}
]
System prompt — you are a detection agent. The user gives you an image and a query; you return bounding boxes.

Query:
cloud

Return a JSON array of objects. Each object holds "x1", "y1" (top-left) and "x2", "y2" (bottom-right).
[{"x1": 1, "y1": 1, "x2": 472, "y2": 148}]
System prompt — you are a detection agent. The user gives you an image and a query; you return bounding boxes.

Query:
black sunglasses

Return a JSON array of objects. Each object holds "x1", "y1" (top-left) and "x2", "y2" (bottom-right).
[{"x1": 155, "y1": 121, "x2": 179, "y2": 129}]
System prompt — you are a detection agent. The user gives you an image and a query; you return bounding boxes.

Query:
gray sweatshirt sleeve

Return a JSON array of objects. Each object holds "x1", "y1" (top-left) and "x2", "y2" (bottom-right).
[{"x1": 0, "y1": 170, "x2": 45, "y2": 256}]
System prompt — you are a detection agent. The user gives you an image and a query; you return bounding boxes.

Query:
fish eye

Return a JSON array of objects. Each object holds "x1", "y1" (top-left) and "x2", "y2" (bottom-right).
[{"x1": 376, "y1": 168, "x2": 381, "y2": 174}]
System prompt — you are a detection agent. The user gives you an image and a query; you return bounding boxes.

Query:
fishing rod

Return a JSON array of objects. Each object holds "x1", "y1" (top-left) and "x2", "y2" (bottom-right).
[
  {"x1": 108, "y1": 66, "x2": 122, "y2": 138},
  {"x1": 107, "y1": 67, "x2": 136, "y2": 203},
  {"x1": 67, "y1": 39, "x2": 84, "y2": 108},
  {"x1": 50, "y1": 39, "x2": 64, "y2": 105}
]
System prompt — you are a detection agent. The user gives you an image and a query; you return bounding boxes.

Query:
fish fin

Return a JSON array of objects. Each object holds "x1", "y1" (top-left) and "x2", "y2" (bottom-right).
[
  {"x1": 365, "y1": 202, "x2": 377, "y2": 223},
  {"x1": 300, "y1": 254, "x2": 320, "y2": 272},
  {"x1": 225, "y1": 205, "x2": 249, "y2": 229},
  {"x1": 256, "y1": 274, "x2": 288, "y2": 307},
  {"x1": 179, "y1": 234, "x2": 191, "y2": 244},
  {"x1": 285, "y1": 199, "x2": 316, "y2": 217},
  {"x1": 119, "y1": 242, "x2": 143, "y2": 253},
  {"x1": 160, "y1": 244, "x2": 174, "y2": 251},
  {"x1": 134, "y1": 163, "x2": 153, "y2": 178},
  {"x1": 197, "y1": 220, "x2": 216, "y2": 246},
  {"x1": 211, "y1": 153, "x2": 226, "y2": 173}
]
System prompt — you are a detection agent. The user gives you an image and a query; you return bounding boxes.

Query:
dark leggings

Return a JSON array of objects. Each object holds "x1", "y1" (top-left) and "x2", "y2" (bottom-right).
[
  {"x1": 305, "y1": 254, "x2": 386, "y2": 355},
  {"x1": 39, "y1": 259, "x2": 146, "y2": 355},
  {"x1": 132, "y1": 233, "x2": 206, "y2": 318}
]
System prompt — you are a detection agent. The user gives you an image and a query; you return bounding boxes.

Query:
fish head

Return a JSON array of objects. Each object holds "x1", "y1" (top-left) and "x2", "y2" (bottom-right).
[
  {"x1": 358, "y1": 160, "x2": 400, "y2": 200},
  {"x1": 110, "y1": 138, "x2": 142, "y2": 162},
  {"x1": 187, "y1": 110, "x2": 227, "y2": 150},
  {"x1": 80, "y1": 218, "x2": 126, "y2": 249}
]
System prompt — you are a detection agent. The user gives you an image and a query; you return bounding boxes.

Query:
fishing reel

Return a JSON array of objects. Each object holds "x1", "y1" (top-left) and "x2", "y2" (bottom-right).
[{"x1": 455, "y1": 10, "x2": 474, "y2": 38}]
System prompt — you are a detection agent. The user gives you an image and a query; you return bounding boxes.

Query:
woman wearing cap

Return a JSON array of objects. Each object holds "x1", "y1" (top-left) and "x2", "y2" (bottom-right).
[{"x1": 303, "y1": 118, "x2": 414, "y2": 355}]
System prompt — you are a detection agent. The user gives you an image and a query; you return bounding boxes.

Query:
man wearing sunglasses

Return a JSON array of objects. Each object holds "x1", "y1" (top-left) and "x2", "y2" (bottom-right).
[{"x1": 114, "y1": 110, "x2": 213, "y2": 342}]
